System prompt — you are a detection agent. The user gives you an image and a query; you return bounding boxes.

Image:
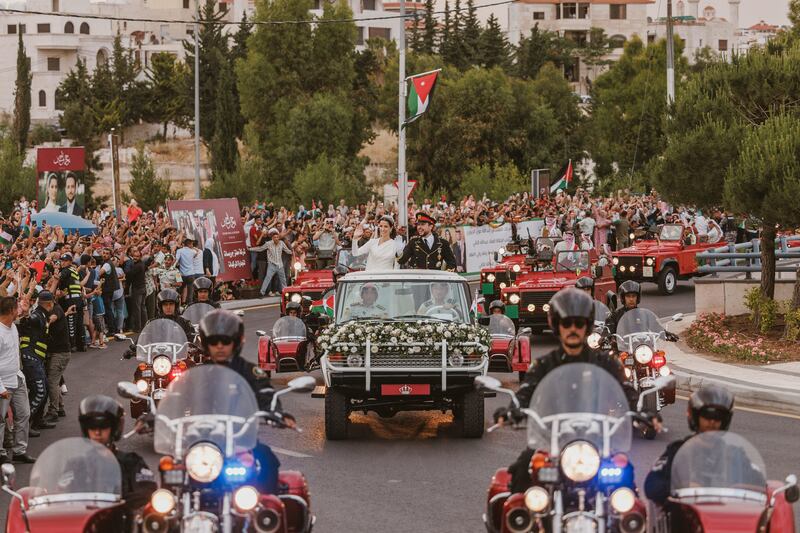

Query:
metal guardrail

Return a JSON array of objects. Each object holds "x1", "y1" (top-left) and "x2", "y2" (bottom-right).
[{"x1": 697, "y1": 235, "x2": 800, "y2": 278}]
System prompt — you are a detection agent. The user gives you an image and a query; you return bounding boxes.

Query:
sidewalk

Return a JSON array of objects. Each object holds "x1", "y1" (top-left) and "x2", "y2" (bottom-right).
[{"x1": 665, "y1": 315, "x2": 800, "y2": 414}]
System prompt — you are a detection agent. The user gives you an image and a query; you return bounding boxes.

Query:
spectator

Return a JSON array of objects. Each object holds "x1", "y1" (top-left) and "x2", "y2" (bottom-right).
[
  {"x1": 42, "y1": 297, "x2": 74, "y2": 425},
  {"x1": 123, "y1": 248, "x2": 147, "y2": 333},
  {"x1": 127, "y1": 199, "x2": 143, "y2": 225},
  {"x1": 176, "y1": 238, "x2": 199, "y2": 304},
  {"x1": 257, "y1": 229, "x2": 292, "y2": 297},
  {"x1": 0, "y1": 296, "x2": 33, "y2": 464}
]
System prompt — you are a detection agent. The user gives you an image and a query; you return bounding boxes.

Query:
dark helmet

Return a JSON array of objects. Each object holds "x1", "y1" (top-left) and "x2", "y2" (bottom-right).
[
  {"x1": 286, "y1": 301, "x2": 302, "y2": 314},
  {"x1": 617, "y1": 280, "x2": 641, "y2": 305},
  {"x1": 575, "y1": 276, "x2": 594, "y2": 292},
  {"x1": 157, "y1": 288, "x2": 180, "y2": 314},
  {"x1": 688, "y1": 384, "x2": 734, "y2": 432},
  {"x1": 37, "y1": 290, "x2": 55, "y2": 302},
  {"x1": 78, "y1": 395, "x2": 125, "y2": 443},
  {"x1": 193, "y1": 276, "x2": 213, "y2": 292},
  {"x1": 488, "y1": 300, "x2": 505, "y2": 313},
  {"x1": 332, "y1": 265, "x2": 349, "y2": 283},
  {"x1": 199, "y1": 309, "x2": 244, "y2": 359},
  {"x1": 547, "y1": 288, "x2": 594, "y2": 333}
]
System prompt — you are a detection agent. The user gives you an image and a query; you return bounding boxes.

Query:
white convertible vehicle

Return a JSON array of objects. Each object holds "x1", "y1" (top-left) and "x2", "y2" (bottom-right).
[{"x1": 317, "y1": 270, "x2": 490, "y2": 440}]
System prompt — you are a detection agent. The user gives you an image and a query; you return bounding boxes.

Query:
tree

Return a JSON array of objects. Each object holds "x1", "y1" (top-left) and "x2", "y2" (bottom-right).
[
  {"x1": 126, "y1": 144, "x2": 179, "y2": 211},
  {"x1": 513, "y1": 25, "x2": 572, "y2": 79},
  {"x1": 531, "y1": 62, "x2": 583, "y2": 161},
  {"x1": 478, "y1": 14, "x2": 510, "y2": 69},
  {"x1": 292, "y1": 154, "x2": 368, "y2": 206},
  {"x1": 210, "y1": 61, "x2": 239, "y2": 177},
  {"x1": 461, "y1": 0, "x2": 481, "y2": 66},
  {"x1": 12, "y1": 31, "x2": 31, "y2": 154},
  {"x1": 421, "y1": 0, "x2": 437, "y2": 54},
  {"x1": 231, "y1": 11, "x2": 253, "y2": 62},
  {"x1": 438, "y1": 0, "x2": 453, "y2": 63},
  {"x1": 409, "y1": 12, "x2": 423, "y2": 52},
  {"x1": 579, "y1": 27, "x2": 613, "y2": 80},
  {"x1": 145, "y1": 53, "x2": 186, "y2": 138},
  {"x1": 60, "y1": 102, "x2": 101, "y2": 192},
  {"x1": 0, "y1": 129, "x2": 35, "y2": 213}
]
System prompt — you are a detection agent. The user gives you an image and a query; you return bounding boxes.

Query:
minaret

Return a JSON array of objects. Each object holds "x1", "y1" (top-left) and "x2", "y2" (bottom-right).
[
  {"x1": 728, "y1": 0, "x2": 741, "y2": 29},
  {"x1": 687, "y1": 0, "x2": 699, "y2": 19}
]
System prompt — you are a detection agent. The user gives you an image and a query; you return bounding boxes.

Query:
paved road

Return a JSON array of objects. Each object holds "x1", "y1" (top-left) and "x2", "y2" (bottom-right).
[{"x1": 6, "y1": 280, "x2": 799, "y2": 531}]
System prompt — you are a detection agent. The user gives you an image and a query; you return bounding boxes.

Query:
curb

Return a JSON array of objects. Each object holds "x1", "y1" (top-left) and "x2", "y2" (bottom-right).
[{"x1": 220, "y1": 297, "x2": 281, "y2": 311}]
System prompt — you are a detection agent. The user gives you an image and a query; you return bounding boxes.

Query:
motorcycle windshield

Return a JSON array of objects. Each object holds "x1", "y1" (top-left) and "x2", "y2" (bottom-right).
[
  {"x1": 671, "y1": 431, "x2": 767, "y2": 500},
  {"x1": 28, "y1": 438, "x2": 121, "y2": 505},
  {"x1": 527, "y1": 363, "x2": 631, "y2": 453},
  {"x1": 487, "y1": 314, "x2": 515, "y2": 337},
  {"x1": 154, "y1": 365, "x2": 259, "y2": 458},
  {"x1": 182, "y1": 303, "x2": 215, "y2": 325},
  {"x1": 594, "y1": 301, "x2": 611, "y2": 323},
  {"x1": 273, "y1": 316, "x2": 307, "y2": 341},
  {"x1": 617, "y1": 308, "x2": 664, "y2": 339},
  {"x1": 136, "y1": 318, "x2": 189, "y2": 362}
]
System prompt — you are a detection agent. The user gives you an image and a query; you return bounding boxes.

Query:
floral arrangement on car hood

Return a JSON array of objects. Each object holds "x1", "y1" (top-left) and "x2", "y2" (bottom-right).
[{"x1": 317, "y1": 321, "x2": 491, "y2": 355}]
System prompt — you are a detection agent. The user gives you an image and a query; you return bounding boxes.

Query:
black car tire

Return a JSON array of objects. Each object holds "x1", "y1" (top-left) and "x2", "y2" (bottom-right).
[
  {"x1": 459, "y1": 388, "x2": 485, "y2": 438},
  {"x1": 657, "y1": 266, "x2": 678, "y2": 295},
  {"x1": 324, "y1": 388, "x2": 349, "y2": 440}
]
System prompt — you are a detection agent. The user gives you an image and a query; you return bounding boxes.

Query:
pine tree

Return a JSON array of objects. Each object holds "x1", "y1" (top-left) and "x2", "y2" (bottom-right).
[
  {"x1": 210, "y1": 61, "x2": 239, "y2": 177},
  {"x1": 145, "y1": 52, "x2": 184, "y2": 138},
  {"x1": 232, "y1": 11, "x2": 253, "y2": 62},
  {"x1": 409, "y1": 12, "x2": 423, "y2": 52},
  {"x1": 448, "y1": 0, "x2": 467, "y2": 68},
  {"x1": 12, "y1": 30, "x2": 31, "y2": 155},
  {"x1": 439, "y1": 0, "x2": 452, "y2": 62},
  {"x1": 478, "y1": 13, "x2": 509, "y2": 69},
  {"x1": 422, "y1": 0, "x2": 436, "y2": 54},
  {"x1": 127, "y1": 144, "x2": 177, "y2": 212},
  {"x1": 461, "y1": 0, "x2": 481, "y2": 66}
]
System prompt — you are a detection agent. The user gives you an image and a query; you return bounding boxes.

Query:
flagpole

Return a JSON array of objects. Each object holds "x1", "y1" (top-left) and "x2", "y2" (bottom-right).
[{"x1": 398, "y1": 0, "x2": 408, "y2": 229}]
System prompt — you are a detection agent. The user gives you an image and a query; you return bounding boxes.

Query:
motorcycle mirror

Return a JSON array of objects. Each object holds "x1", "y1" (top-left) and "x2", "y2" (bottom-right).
[
  {"x1": 784, "y1": 475, "x2": 800, "y2": 503},
  {"x1": 653, "y1": 375, "x2": 676, "y2": 391},
  {"x1": 474, "y1": 375, "x2": 502, "y2": 392},
  {"x1": 287, "y1": 376, "x2": 316, "y2": 393},
  {"x1": 117, "y1": 381, "x2": 145, "y2": 401},
  {"x1": 113, "y1": 333, "x2": 128, "y2": 342},
  {"x1": 1, "y1": 463, "x2": 16, "y2": 487},
  {"x1": 256, "y1": 330, "x2": 267, "y2": 337},
  {"x1": 671, "y1": 313, "x2": 684, "y2": 322},
  {"x1": 235, "y1": 310, "x2": 245, "y2": 317}
]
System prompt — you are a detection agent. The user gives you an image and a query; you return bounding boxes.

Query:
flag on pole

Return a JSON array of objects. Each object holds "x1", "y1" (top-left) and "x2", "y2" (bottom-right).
[
  {"x1": 405, "y1": 69, "x2": 441, "y2": 126},
  {"x1": 0, "y1": 230, "x2": 13, "y2": 246},
  {"x1": 549, "y1": 160, "x2": 574, "y2": 193}
]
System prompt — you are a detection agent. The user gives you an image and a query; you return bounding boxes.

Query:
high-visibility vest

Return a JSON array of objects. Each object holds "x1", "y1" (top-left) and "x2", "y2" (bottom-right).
[{"x1": 67, "y1": 266, "x2": 82, "y2": 297}]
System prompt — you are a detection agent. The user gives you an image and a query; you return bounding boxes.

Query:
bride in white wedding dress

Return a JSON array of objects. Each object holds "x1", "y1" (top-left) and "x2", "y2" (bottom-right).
[{"x1": 352, "y1": 216, "x2": 403, "y2": 271}]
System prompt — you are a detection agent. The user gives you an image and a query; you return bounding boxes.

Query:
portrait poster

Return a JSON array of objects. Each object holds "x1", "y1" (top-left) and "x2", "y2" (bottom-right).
[
  {"x1": 167, "y1": 198, "x2": 251, "y2": 282},
  {"x1": 36, "y1": 147, "x2": 86, "y2": 217}
]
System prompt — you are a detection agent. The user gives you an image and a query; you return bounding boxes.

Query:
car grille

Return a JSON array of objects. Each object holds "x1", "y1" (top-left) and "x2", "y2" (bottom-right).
[
  {"x1": 616, "y1": 256, "x2": 642, "y2": 278},
  {"x1": 329, "y1": 352, "x2": 483, "y2": 368},
  {"x1": 520, "y1": 291, "x2": 557, "y2": 315}
]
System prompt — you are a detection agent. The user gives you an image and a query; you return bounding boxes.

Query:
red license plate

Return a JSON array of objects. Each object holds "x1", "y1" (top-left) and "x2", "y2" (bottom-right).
[{"x1": 380, "y1": 384, "x2": 431, "y2": 396}]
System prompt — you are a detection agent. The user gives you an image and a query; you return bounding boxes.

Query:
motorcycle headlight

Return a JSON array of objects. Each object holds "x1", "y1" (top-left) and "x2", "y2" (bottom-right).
[
  {"x1": 185, "y1": 443, "x2": 223, "y2": 483},
  {"x1": 487, "y1": 274, "x2": 496, "y2": 283},
  {"x1": 512, "y1": 264, "x2": 521, "y2": 273},
  {"x1": 610, "y1": 487, "x2": 636, "y2": 513},
  {"x1": 150, "y1": 488, "x2": 176, "y2": 514},
  {"x1": 634, "y1": 344, "x2": 654, "y2": 364},
  {"x1": 233, "y1": 485, "x2": 260, "y2": 512},
  {"x1": 509, "y1": 294, "x2": 520, "y2": 305},
  {"x1": 560, "y1": 441, "x2": 600, "y2": 482},
  {"x1": 524, "y1": 486, "x2": 550, "y2": 512},
  {"x1": 612, "y1": 257, "x2": 619, "y2": 265},
  {"x1": 135, "y1": 379, "x2": 149, "y2": 393},
  {"x1": 659, "y1": 365, "x2": 671, "y2": 377},
  {"x1": 152, "y1": 356, "x2": 172, "y2": 377},
  {"x1": 290, "y1": 293, "x2": 302, "y2": 303},
  {"x1": 587, "y1": 332, "x2": 601, "y2": 349}
]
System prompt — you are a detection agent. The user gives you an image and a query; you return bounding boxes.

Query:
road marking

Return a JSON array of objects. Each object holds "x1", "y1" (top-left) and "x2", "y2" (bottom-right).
[
  {"x1": 676, "y1": 394, "x2": 800, "y2": 420},
  {"x1": 271, "y1": 446, "x2": 313, "y2": 458}
]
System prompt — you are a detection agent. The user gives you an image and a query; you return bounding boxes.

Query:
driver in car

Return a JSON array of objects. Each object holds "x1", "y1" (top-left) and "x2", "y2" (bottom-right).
[
  {"x1": 417, "y1": 282, "x2": 458, "y2": 317},
  {"x1": 342, "y1": 283, "x2": 387, "y2": 320}
]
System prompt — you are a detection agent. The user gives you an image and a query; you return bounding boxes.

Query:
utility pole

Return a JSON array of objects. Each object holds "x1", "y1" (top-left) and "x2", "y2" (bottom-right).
[
  {"x1": 666, "y1": 0, "x2": 675, "y2": 105},
  {"x1": 397, "y1": 0, "x2": 408, "y2": 228},
  {"x1": 193, "y1": 0, "x2": 201, "y2": 199},
  {"x1": 109, "y1": 129, "x2": 121, "y2": 218}
]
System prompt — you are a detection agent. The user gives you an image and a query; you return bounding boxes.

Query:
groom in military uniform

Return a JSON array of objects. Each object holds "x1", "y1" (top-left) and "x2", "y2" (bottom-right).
[{"x1": 398, "y1": 213, "x2": 457, "y2": 271}]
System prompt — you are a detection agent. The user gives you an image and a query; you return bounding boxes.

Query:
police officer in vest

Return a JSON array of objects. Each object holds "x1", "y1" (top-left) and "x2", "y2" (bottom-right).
[
  {"x1": 398, "y1": 213, "x2": 457, "y2": 271},
  {"x1": 58, "y1": 253, "x2": 85, "y2": 352},
  {"x1": 19, "y1": 291, "x2": 56, "y2": 430}
]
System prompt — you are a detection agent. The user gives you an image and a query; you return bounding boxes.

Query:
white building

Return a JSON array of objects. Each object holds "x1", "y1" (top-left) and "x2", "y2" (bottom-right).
[
  {"x1": 737, "y1": 19, "x2": 784, "y2": 53},
  {"x1": 648, "y1": 0, "x2": 739, "y2": 60}
]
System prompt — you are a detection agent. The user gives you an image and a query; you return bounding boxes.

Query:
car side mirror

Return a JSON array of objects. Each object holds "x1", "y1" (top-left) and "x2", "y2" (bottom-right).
[
  {"x1": 478, "y1": 316, "x2": 490, "y2": 326},
  {"x1": 256, "y1": 330, "x2": 267, "y2": 337},
  {"x1": 287, "y1": 376, "x2": 316, "y2": 393}
]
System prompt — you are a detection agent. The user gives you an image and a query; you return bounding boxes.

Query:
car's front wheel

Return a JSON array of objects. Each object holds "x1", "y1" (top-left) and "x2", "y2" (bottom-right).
[
  {"x1": 458, "y1": 388, "x2": 485, "y2": 438},
  {"x1": 324, "y1": 388, "x2": 349, "y2": 440},
  {"x1": 658, "y1": 266, "x2": 678, "y2": 295}
]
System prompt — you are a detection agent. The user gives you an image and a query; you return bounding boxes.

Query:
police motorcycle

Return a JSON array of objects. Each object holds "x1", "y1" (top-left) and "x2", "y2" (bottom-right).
[
  {"x1": 479, "y1": 363, "x2": 676, "y2": 533},
  {"x1": 587, "y1": 302, "x2": 612, "y2": 348},
  {"x1": 610, "y1": 309, "x2": 680, "y2": 439},
  {"x1": 182, "y1": 302, "x2": 217, "y2": 364},
  {"x1": 2, "y1": 438, "x2": 129, "y2": 532},
  {"x1": 117, "y1": 365, "x2": 317, "y2": 533}
]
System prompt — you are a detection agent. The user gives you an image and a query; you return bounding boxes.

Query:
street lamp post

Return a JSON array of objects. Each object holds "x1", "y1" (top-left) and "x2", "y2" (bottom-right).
[
  {"x1": 193, "y1": 0, "x2": 201, "y2": 199},
  {"x1": 397, "y1": 0, "x2": 407, "y2": 228}
]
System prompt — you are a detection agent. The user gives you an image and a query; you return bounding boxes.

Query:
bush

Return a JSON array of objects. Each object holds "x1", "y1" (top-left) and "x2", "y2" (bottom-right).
[
  {"x1": 124, "y1": 143, "x2": 181, "y2": 211},
  {"x1": 457, "y1": 162, "x2": 529, "y2": 203},
  {"x1": 28, "y1": 124, "x2": 61, "y2": 146},
  {"x1": 744, "y1": 287, "x2": 779, "y2": 333},
  {"x1": 784, "y1": 305, "x2": 800, "y2": 341}
]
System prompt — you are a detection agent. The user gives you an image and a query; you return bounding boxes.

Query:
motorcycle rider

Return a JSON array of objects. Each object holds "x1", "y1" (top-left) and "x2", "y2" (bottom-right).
[
  {"x1": 123, "y1": 289, "x2": 193, "y2": 359},
  {"x1": 488, "y1": 300, "x2": 505, "y2": 315},
  {"x1": 604, "y1": 280, "x2": 678, "y2": 344},
  {"x1": 644, "y1": 385, "x2": 735, "y2": 505},
  {"x1": 78, "y1": 395, "x2": 156, "y2": 509},
  {"x1": 285, "y1": 301, "x2": 302, "y2": 318},
  {"x1": 191, "y1": 276, "x2": 219, "y2": 308},
  {"x1": 493, "y1": 289, "x2": 642, "y2": 494},
  {"x1": 198, "y1": 309, "x2": 293, "y2": 493}
]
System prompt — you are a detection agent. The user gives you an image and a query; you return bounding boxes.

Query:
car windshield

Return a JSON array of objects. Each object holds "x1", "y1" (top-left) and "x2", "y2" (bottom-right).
[
  {"x1": 182, "y1": 303, "x2": 216, "y2": 325},
  {"x1": 671, "y1": 432, "x2": 767, "y2": 500},
  {"x1": 527, "y1": 363, "x2": 631, "y2": 454},
  {"x1": 28, "y1": 437, "x2": 121, "y2": 506},
  {"x1": 555, "y1": 251, "x2": 591, "y2": 272},
  {"x1": 336, "y1": 249, "x2": 366, "y2": 271},
  {"x1": 659, "y1": 224, "x2": 684, "y2": 241},
  {"x1": 336, "y1": 279, "x2": 470, "y2": 324},
  {"x1": 617, "y1": 308, "x2": 663, "y2": 338},
  {"x1": 487, "y1": 314, "x2": 515, "y2": 337},
  {"x1": 136, "y1": 318, "x2": 189, "y2": 362},
  {"x1": 154, "y1": 365, "x2": 259, "y2": 458},
  {"x1": 273, "y1": 316, "x2": 307, "y2": 340}
]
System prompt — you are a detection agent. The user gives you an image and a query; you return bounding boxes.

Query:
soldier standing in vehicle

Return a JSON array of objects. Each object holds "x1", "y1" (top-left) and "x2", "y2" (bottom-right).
[{"x1": 398, "y1": 213, "x2": 456, "y2": 271}]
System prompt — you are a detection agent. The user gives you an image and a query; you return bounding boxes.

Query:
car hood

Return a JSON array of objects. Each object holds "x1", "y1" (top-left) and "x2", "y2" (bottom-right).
[
  {"x1": 616, "y1": 240, "x2": 682, "y2": 256},
  {"x1": 509, "y1": 272, "x2": 578, "y2": 291}
]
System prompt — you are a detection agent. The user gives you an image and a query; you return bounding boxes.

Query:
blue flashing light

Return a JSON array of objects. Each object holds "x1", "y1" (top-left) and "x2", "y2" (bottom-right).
[
  {"x1": 597, "y1": 460, "x2": 625, "y2": 485},
  {"x1": 224, "y1": 465, "x2": 249, "y2": 481}
]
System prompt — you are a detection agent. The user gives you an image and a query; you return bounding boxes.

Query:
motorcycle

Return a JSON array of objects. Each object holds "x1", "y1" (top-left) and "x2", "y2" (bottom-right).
[
  {"x1": 117, "y1": 365, "x2": 317, "y2": 533},
  {"x1": 2, "y1": 437, "x2": 129, "y2": 532},
  {"x1": 182, "y1": 302, "x2": 217, "y2": 364},
  {"x1": 478, "y1": 363, "x2": 675, "y2": 533},
  {"x1": 257, "y1": 316, "x2": 313, "y2": 374},
  {"x1": 482, "y1": 313, "x2": 532, "y2": 382},
  {"x1": 588, "y1": 301, "x2": 612, "y2": 348},
  {"x1": 126, "y1": 318, "x2": 191, "y2": 421},
  {"x1": 651, "y1": 430, "x2": 798, "y2": 532},
  {"x1": 611, "y1": 309, "x2": 680, "y2": 439}
]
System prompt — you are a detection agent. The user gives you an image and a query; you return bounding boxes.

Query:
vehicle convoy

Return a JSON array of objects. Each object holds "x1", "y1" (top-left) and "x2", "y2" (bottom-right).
[
  {"x1": 481, "y1": 313, "x2": 532, "y2": 382},
  {"x1": 317, "y1": 270, "x2": 491, "y2": 440},
  {"x1": 651, "y1": 431, "x2": 798, "y2": 533},
  {"x1": 257, "y1": 315, "x2": 314, "y2": 374},
  {"x1": 2, "y1": 438, "x2": 129, "y2": 532},
  {"x1": 281, "y1": 249, "x2": 365, "y2": 315},
  {"x1": 501, "y1": 250, "x2": 615, "y2": 333},
  {"x1": 116, "y1": 365, "x2": 317, "y2": 533},
  {"x1": 479, "y1": 364, "x2": 675, "y2": 533},
  {"x1": 612, "y1": 224, "x2": 720, "y2": 295}
]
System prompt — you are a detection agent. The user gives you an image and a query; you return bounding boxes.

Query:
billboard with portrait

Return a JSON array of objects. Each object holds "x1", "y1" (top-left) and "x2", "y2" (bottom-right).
[
  {"x1": 167, "y1": 198, "x2": 251, "y2": 282},
  {"x1": 36, "y1": 147, "x2": 86, "y2": 217}
]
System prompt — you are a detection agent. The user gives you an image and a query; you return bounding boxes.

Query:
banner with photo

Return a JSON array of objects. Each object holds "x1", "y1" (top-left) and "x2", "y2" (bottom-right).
[
  {"x1": 36, "y1": 147, "x2": 86, "y2": 217},
  {"x1": 463, "y1": 219, "x2": 543, "y2": 273},
  {"x1": 167, "y1": 198, "x2": 251, "y2": 282}
]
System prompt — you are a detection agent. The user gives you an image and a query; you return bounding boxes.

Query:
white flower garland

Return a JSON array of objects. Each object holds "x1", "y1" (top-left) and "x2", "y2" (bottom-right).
[{"x1": 317, "y1": 320, "x2": 491, "y2": 355}]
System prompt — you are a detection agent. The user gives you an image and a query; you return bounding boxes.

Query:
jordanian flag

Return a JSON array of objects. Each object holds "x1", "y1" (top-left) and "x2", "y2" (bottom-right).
[
  {"x1": 405, "y1": 69, "x2": 440, "y2": 126},
  {"x1": 312, "y1": 289, "x2": 336, "y2": 318},
  {"x1": 550, "y1": 160, "x2": 574, "y2": 193},
  {"x1": 0, "y1": 229, "x2": 13, "y2": 246}
]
